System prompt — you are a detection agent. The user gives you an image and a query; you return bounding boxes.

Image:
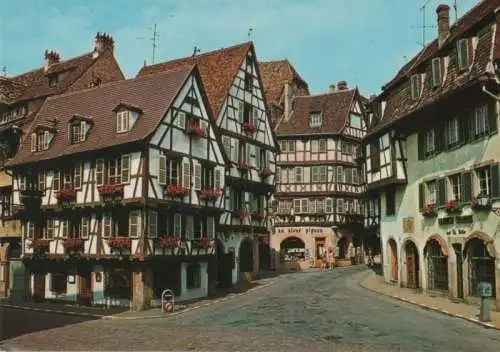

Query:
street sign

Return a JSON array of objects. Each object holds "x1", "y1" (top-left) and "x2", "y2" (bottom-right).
[{"x1": 161, "y1": 289, "x2": 175, "y2": 313}]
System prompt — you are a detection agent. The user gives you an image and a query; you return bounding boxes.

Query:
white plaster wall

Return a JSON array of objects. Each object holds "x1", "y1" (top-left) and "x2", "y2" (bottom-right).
[{"x1": 180, "y1": 261, "x2": 208, "y2": 301}]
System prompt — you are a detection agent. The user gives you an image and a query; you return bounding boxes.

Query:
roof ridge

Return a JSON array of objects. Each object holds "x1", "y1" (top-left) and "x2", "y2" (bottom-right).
[
  {"x1": 296, "y1": 89, "x2": 355, "y2": 99},
  {"x1": 46, "y1": 65, "x2": 194, "y2": 102}
]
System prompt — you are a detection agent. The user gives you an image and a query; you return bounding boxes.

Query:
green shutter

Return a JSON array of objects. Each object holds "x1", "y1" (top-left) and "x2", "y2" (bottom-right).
[
  {"x1": 488, "y1": 101, "x2": 498, "y2": 135},
  {"x1": 461, "y1": 171, "x2": 472, "y2": 203},
  {"x1": 438, "y1": 178, "x2": 447, "y2": 206},
  {"x1": 418, "y1": 183, "x2": 424, "y2": 210},
  {"x1": 418, "y1": 132, "x2": 425, "y2": 160},
  {"x1": 491, "y1": 164, "x2": 500, "y2": 199}
]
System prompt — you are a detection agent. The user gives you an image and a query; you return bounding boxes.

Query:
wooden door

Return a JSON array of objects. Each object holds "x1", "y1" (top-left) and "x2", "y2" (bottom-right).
[
  {"x1": 217, "y1": 253, "x2": 234, "y2": 288},
  {"x1": 390, "y1": 243, "x2": 398, "y2": 281},
  {"x1": 406, "y1": 252, "x2": 417, "y2": 288},
  {"x1": 33, "y1": 272, "x2": 45, "y2": 302},
  {"x1": 78, "y1": 271, "x2": 92, "y2": 305}
]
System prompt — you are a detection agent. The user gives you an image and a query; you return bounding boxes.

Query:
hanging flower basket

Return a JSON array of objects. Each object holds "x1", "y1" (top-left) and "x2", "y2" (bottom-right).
[
  {"x1": 251, "y1": 213, "x2": 264, "y2": 221},
  {"x1": 235, "y1": 209, "x2": 248, "y2": 219},
  {"x1": 29, "y1": 239, "x2": 50, "y2": 254},
  {"x1": 259, "y1": 168, "x2": 272, "y2": 178},
  {"x1": 445, "y1": 200, "x2": 461, "y2": 214},
  {"x1": 157, "y1": 236, "x2": 180, "y2": 249},
  {"x1": 98, "y1": 184, "x2": 124, "y2": 202},
  {"x1": 198, "y1": 188, "x2": 222, "y2": 200},
  {"x1": 186, "y1": 122, "x2": 207, "y2": 138},
  {"x1": 471, "y1": 194, "x2": 492, "y2": 211},
  {"x1": 421, "y1": 204, "x2": 437, "y2": 217},
  {"x1": 106, "y1": 237, "x2": 132, "y2": 251},
  {"x1": 243, "y1": 121, "x2": 257, "y2": 133},
  {"x1": 166, "y1": 185, "x2": 188, "y2": 197},
  {"x1": 193, "y1": 237, "x2": 211, "y2": 249},
  {"x1": 238, "y1": 162, "x2": 252, "y2": 170}
]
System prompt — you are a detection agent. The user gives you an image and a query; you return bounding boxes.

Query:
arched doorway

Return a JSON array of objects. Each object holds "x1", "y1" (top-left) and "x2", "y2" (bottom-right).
[
  {"x1": 280, "y1": 237, "x2": 306, "y2": 262},
  {"x1": 336, "y1": 237, "x2": 348, "y2": 259},
  {"x1": 425, "y1": 239, "x2": 448, "y2": 291},
  {"x1": 215, "y1": 240, "x2": 232, "y2": 288},
  {"x1": 388, "y1": 239, "x2": 398, "y2": 281},
  {"x1": 404, "y1": 240, "x2": 419, "y2": 289},
  {"x1": 465, "y1": 238, "x2": 496, "y2": 298},
  {"x1": 239, "y1": 238, "x2": 253, "y2": 273}
]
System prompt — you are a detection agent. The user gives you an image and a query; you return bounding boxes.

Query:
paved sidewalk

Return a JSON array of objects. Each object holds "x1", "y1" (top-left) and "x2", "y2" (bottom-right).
[{"x1": 360, "y1": 271, "x2": 500, "y2": 331}]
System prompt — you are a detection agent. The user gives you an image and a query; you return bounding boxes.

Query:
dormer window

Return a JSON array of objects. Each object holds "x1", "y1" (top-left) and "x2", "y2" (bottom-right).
[
  {"x1": 117, "y1": 111, "x2": 130, "y2": 133},
  {"x1": 70, "y1": 121, "x2": 87, "y2": 144},
  {"x1": 48, "y1": 75, "x2": 58, "y2": 88},
  {"x1": 31, "y1": 130, "x2": 52, "y2": 152},
  {"x1": 431, "y1": 58, "x2": 442, "y2": 87},
  {"x1": 309, "y1": 111, "x2": 322, "y2": 128},
  {"x1": 410, "y1": 74, "x2": 422, "y2": 100},
  {"x1": 457, "y1": 38, "x2": 470, "y2": 71}
]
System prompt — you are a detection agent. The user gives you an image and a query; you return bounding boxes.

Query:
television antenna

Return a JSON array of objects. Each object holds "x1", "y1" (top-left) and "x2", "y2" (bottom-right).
[
  {"x1": 453, "y1": 0, "x2": 459, "y2": 22},
  {"x1": 136, "y1": 23, "x2": 160, "y2": 65},
  {"x1": 192, "y1": 46, "x2": 201, "y2": 57},
  {"x1": 0, "y1": 66, "x2": 6, "y2": 77},
  {"x1": 248, "y1": 28, "x2": 254, "y2": 41},
  {"x1": 417, "y1": 0, "x2": 436, "y2": 47}
]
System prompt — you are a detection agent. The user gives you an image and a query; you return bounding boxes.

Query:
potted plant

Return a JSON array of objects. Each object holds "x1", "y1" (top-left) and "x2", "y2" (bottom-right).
[
  {"x1": 471, "y1": 193, "x2": 492, "y2": 211},
  {"x1": 421, "y1": 204, "x2": 437, "y2": 217},
  {"x1": 166, "y1": 185, "x2": 188, "y2": 197},
  {"x1": 243, "y1": 121, "x2": 257, "y2": 133},
  {"x1": 98, "y1": 184, "x2": 124, "y2": 202},
  {"x1": 186, "y1": 122, "x2": 207, "y2": 138},
  {"x1": 198, "y1": 188, "x2": 222, "y2": 200},
  {"x1": 106, "y1": 237, "x2": 132, "y2": 253},
  {"x1": 445, "y1": 200, "x2": 461, "y2": 214}
]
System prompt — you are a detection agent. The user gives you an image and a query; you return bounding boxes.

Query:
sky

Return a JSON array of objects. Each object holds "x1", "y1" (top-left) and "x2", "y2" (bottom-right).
[{"x1": 1, "y1": 0, "x2": 478, "y2": 97}]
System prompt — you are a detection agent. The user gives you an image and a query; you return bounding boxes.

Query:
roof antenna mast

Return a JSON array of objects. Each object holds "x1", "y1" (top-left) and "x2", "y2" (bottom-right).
[
  {"x1": 418, "y1": 0, "x2": 435, "y2": 47},
  {"x1": 192, "y1": 46, "x2": 201, "y2": 57},
  {"x1": 248, "y1": 28, "x2": 254, "y2": 42},
  {"x1": 151, "y1": 23, "x2": 159, "y2": 64},
  {"x1": 0, "y1": 66, "x2": 6, "y2": 77},
  {"x1": 453, "y1": 0, "x2": 459, "y2": 22}
]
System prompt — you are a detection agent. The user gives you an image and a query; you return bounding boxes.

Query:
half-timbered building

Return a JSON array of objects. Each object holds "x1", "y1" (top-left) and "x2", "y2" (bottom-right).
[
  {"x1": 6, "y1": 65, "x2": 226, "y2": 310},
  {"x1": 271, "y1": 81, "x2": 368, "y2": 269},
  {"x1": 138, "y1": 42, "x2": 278, "y2": 284},
  {"x1": 0, "y1": 32, "x2": 124, "y2": 298},
  {"x1": 362, "y1": 1, "x2": 500, "y2": 310}
]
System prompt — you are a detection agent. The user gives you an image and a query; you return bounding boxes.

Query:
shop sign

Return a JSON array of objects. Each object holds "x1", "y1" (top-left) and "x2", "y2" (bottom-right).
[{"x1": 276, "y1": 227, "x2": 329, "y2": 235}]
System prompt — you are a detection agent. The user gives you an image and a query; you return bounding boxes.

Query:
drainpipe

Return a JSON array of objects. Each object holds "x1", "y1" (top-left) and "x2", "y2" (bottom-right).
[{"x1": 482, "y1": 85, "x2": 500, "y2": 101}]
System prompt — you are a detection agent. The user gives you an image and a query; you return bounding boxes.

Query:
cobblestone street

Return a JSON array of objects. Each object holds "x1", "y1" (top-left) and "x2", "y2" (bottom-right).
[{"x1": 2, "y1": 267, "x2": 500, "y2": 351}]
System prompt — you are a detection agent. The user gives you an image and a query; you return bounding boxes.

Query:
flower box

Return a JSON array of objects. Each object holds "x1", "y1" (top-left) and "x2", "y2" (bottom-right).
[
  {"x1": 55, "y1": 188, "x2": 76, "y2": 205},
  {"x1": 471, "y1": 194, "x2": 492, "y2": 211},
  {"x1": 106, "y1": 237, "x2": 132, "y2": 251},
  {"x1": 63, "y1": 238, "x2": 84, "y2": 251},
  {"x1": 198, "y1": 188, "x2": 222, "y2": 200},
  {"x1": 193, "y1": 237, "x2": 211, "y2": 250},
  {"x1": 251, "y1": 213, "x2": 264, "y2": 221},
  {"x1": 166, "y1": 185, "x2": 188, "y2": 197},
  {"x1": 238, "y1": 162, "x2": 252, "y2": 170},
  {"x1": 29, "y1": 239, "x2": 50, "y2": 254},
  {"x1": 421, "y1": 204, "x2": 437, "y2": 217},
  {"x1": 243, "y1": 121, "x2": 257, "y2": 133},
  {"x1": 445, "y1": 200, "x2": 461, "y2": 214},
  {"x1": 259, "y1": 168, "x2": 272, "y2": 178},
  {"x1": 186, "y1": 122, "x2": 207, "y2": 138},
  {"x1": 157, "y1": 236, "x2": 180, "y2": 249},
  {"x1": 234, "y1": 209, "x2": 248, "y2": 219},
  {"x1": 98, "y1": 184, "x2": 124, "y2": 202}
]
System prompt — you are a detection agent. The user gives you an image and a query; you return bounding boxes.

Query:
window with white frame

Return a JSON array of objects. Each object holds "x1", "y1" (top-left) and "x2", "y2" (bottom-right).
[
  {"x1": 340, "y1": 140, "x2": 353, "y2": 154},
  {"x1": 129, "y1": 210, "x2": 140, "y2": 237},
  {"x1": 295, "y1": 167, "x2": 303, "y2": 183},
  {"x1": 31, "y1": 132, "x2": 50, "y2": 152},
  {"x1": 117, "y1": 111, "x2": 130, "y2": 133},
  {"x1": 102, "y1": 213, "x2": 115, "y2": 237},
  {"x1": 336, "y1": 198, "x2": 344, "y2": 213},
  {"x1": 108, "y1": 159, "x2": 121, "y2": 184},
  {"x1": 70, "y1": 121, "x2": 87, "y2": 143},
  {"x1": 74, "y1": 163, "x2": 82, "y2": 189},
  {"x1": 311, "y1": 140, "x2": 319, "y2": 153},
  {"x1": 148, "y1": 210, "x2": 157, "y2": 238},
  {"x1": 425, "y1": 129, "x2": 435, "y2": 155},
  {"x1": 476, "y1": 168, "x2": 491, "y2": 195},
  {"x1": 319, "y1": 139, "x2": 327, "y2": 152},
  {"x1": 325, "y1": 198, "x2": 333, "y2": 213},
  {"x1": 449, "y1": 174, "x2": 462, "y2": 201},
  {"x1": 426, "y1": 181, "x2": 437, "y2": 205},
  {"x1": 317, "y1": 199, "x2": 325, "y2": 213},
  {"x1": 38, "y1": 172, "x2": 45, "y2": 192},
  {"x1": 280, "y1": 140, "x2": 295, "y2": 153},
  {"x1": 473, "y1": 105, "x2": 489, "y2": 137},
  {"x1": 457, "y1": 38, "x2": 470, "y2": 70},
  {"x1": 431, "y1": 57, "x2": 442, "y2": 87},
  {"x1": 60, "y1": 220, "x2": 69, "y2": 238},
  {"x1": 309, "y1": 199, "x2": 317, "y2": 213},
  {"x1": 81, "y1": 217, "x2": 89, "y2": 238},
  {"x1": 410, "y1": 74, "x2": 421, "y2": 100},
  {"x1": 278, "y1": 200, "x2": 292, "y2": 214},
  {"x1": 447, "y1": 118, "x2": 459, "y2": 146},
  {"x1": 95, "y1": 159, "x2": 104, "y2": 186},
  {"x1": 175, "y1": 111, "x2": 186, "y2": 129},
  {"x1": 63, "y1": 169, "x2": 72, "y2": 188},
  {"x1": 46, "y1": 219, "x2": 55, "y2": 239},
  {"x1": 312, "y1": 166, "x2": 327, "y2": 183},
  {"x1": 337, "y1": 166, "x2": 344, "y2": 183},
  {"x1": 309, "y1": 112, "x2": 322, "y2": 127},
  {"x1": 173, "y1": 214, "x2": 182, "y2": 237}
]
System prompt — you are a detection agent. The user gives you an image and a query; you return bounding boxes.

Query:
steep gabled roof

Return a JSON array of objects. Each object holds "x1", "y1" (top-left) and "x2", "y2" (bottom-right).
[
  {"x1": 137, "y1": 42, "x2": 252, "y2": 118},
  {"x1": 8, "y1": 66, "x2": 194, "y2": 167},
  {"x1": 258, "y1": 60, "x2": 309, "y2": 105},
  {"x1": 276, "y1": 89, "x2": 356, "y2": 136},
  {"x1": 0, "y1": 77, "x2": 26, "y2": 104}
]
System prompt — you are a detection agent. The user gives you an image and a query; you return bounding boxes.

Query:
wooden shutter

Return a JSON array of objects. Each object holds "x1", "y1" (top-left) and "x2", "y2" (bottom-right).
[
  {"x1": 488, "y1": 101, "x2": 498, "y2": 135},
  {"x1": 418, "y1": 183, "x2": 424, "y2": 210},
  {"x1": 121, "y1": 154, "x2": 130, "y2": 184},
  {"x1": 182, "y1": 161, "x2": 191, "y2": 188},
  {"x1": 438, "y1": 178, "x2": 446, "y2": 206},
  {"x1": 31, "y1": 133, "x2": 37, "y2": 152},
  {"x1": 80, "y1": 121, "x2": 86, "y2": 141},
  {"x1": 491, "y1": 164, "x2": 500, "y2": 199},
  {"x1": 43, "y1": 131, "x2": 49, "y2": 150},
  {"x1": 215, "y1": 169, "x2": 222, "y2": 189},
  {"x1": 238, "y1": 101, "x2": 244, "y2": 122},
  {"x1": 74, "y1": 162, "x2": 82, "y2": 188},
  {"x1": 81, "y1": 217, "x2": 89, "y2": 239},
  {"x1": 194, "y1": 162, "x2": 202, "y2": 190},
  {"x1": 461, "y1": 171, "x2": 472, "y2": 202},
  {"x1": 417, "y1": 132, "x2": 424, "y2": 160},
  {"x1": 158, "y1": 155, "x2": 167, "y2": 185},
  {"x1": 149, "y1": 211, "x2": 158, "y2": 238}
]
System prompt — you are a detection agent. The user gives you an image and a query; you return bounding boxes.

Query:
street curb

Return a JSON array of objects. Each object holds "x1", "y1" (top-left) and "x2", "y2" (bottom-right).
[
  {"x1": 358, "y1": 273, "x2": 500, "y2": 331},
  {"x1": 0, "y1": 303, "x2": 105, "y2": 319},
  {"x1": 104, "y1": 280, "x2": 276, "y2": 320}
]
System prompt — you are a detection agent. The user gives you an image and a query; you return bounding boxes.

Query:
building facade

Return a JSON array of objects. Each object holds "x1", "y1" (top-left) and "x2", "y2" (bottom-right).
[
  {"x1": 138, "y1": 43, "x2": 278, "y2": 283},
  {"x1": 363, "y1": 2, "x2": 500, "y2": 310},
  {"x1": 0, "y1": 32, "x2": 124, "y2": 297},
  {"x1": 271, "y1": 81, "x2": 368, "y2": 269},
  {"x1": 6, "y1": 66, "x2": 227, "y2": 310}
]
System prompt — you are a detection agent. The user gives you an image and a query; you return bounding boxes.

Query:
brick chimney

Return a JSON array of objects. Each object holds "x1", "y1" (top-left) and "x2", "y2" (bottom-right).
[
  {"x1": 436, "y1": 4, "x2": 450, "y2": 48},
  {"x1": 328, "y1": 84, "x2": 336, "y2": 93},
  {"x1": 44, "y1": 50, "x2": 60, "y2": 72},
  {"x1": 283, "y1": 82, "x2": 293, "y2": 122},
  {"x1": 337, "y1": 80, "x2": 348, "y2": 91},
  {"x1": 93, "y1": 32, "x2": 115, "y2": 58}
]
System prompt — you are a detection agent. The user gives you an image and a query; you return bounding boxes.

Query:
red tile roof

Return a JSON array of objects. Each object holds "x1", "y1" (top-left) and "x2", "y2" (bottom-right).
[
  {"x1": 7, "y1": 66, "x2": 194, "y2": 167},
  {"x1": 258, "y1": 60, "x2": 309, "y2": 105},
  {"x1": 137, "y1": 42, "x2": 253, "y2": 118},
  {"x1": 276, "y1": 89, "x2": 356, "y2": 136},
  {"x1": 370, "y1": 0, "x2": 500, "y2": 136},
  {"x1": 0, "y1": 77, "x2": 26, "y2": 104}
]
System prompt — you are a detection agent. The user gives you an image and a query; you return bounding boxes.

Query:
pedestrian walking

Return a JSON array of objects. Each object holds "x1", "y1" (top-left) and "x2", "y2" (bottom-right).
[
  {"x1": 322, "y1": 249, "x2": 328, "y2": 271},
  {"x1": 328, "y1": 248, "x2": 334, "y2": 271}
]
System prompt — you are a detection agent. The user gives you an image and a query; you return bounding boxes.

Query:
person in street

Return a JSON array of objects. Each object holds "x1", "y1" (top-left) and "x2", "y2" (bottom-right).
[
  {"x1": 367, "y1": 248, "x2": 374, "y2": 267},
  {"x1": 322, "y1": 249, "x2": 328, "y2": 271},
  {"x1": 328, "y1": 248, "x2": 334, "y2": 271}
]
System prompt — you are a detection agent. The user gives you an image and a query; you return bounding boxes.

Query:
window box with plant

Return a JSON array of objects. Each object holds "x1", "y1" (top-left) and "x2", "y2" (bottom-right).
[
  {"x1": 55, "y1": 188, "x2": 76, "y2": 206},
  {"x1": 234, "y1": 209, "x2": 248, "y2": 219},
  {"x1": 192, "y1": 237, "x2": 211, "y2": 251},
  {"x1": 106, "y1": 237, "x2": 132, "y2": 252},
  {"x1": 166, "y1": 185, "x2": 188, "y2": 197},
  {"x1": 29, "y1": 239, "x2": 50, "y2": 255},
  {"x1": 471, "y1": 193, "x2": 491, "y2": 211},
  {"x1": 243, "y1": 121, "x2": 257, "y2": 133},
  {"x1": 186, "y1": 121, "x2": 207, "y2": 138},
  {"x1": 444, "y1": 200, "x2": 461, "y2": 214},
  {"x1": 421, "y1": 204, "x2": 437, "y2": 217},
  {"x1": 156, "y1": 236, "x2": 180, "y2": 254},
  {"x1": 198, "y1": 188, "x2": 222, "y2": 201},
  {"x1": 63, "y1": 237, "x2": 84, "y2": 254},
  {"x1": 238, "y1": 162, "x2": 252, "y2": 170},
  {"x1": 98, "y1": 184, "x2": 124, "y2": 202},
  {"x1": 251, "y1": 212, "x2": 264, "y2": 221}
]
